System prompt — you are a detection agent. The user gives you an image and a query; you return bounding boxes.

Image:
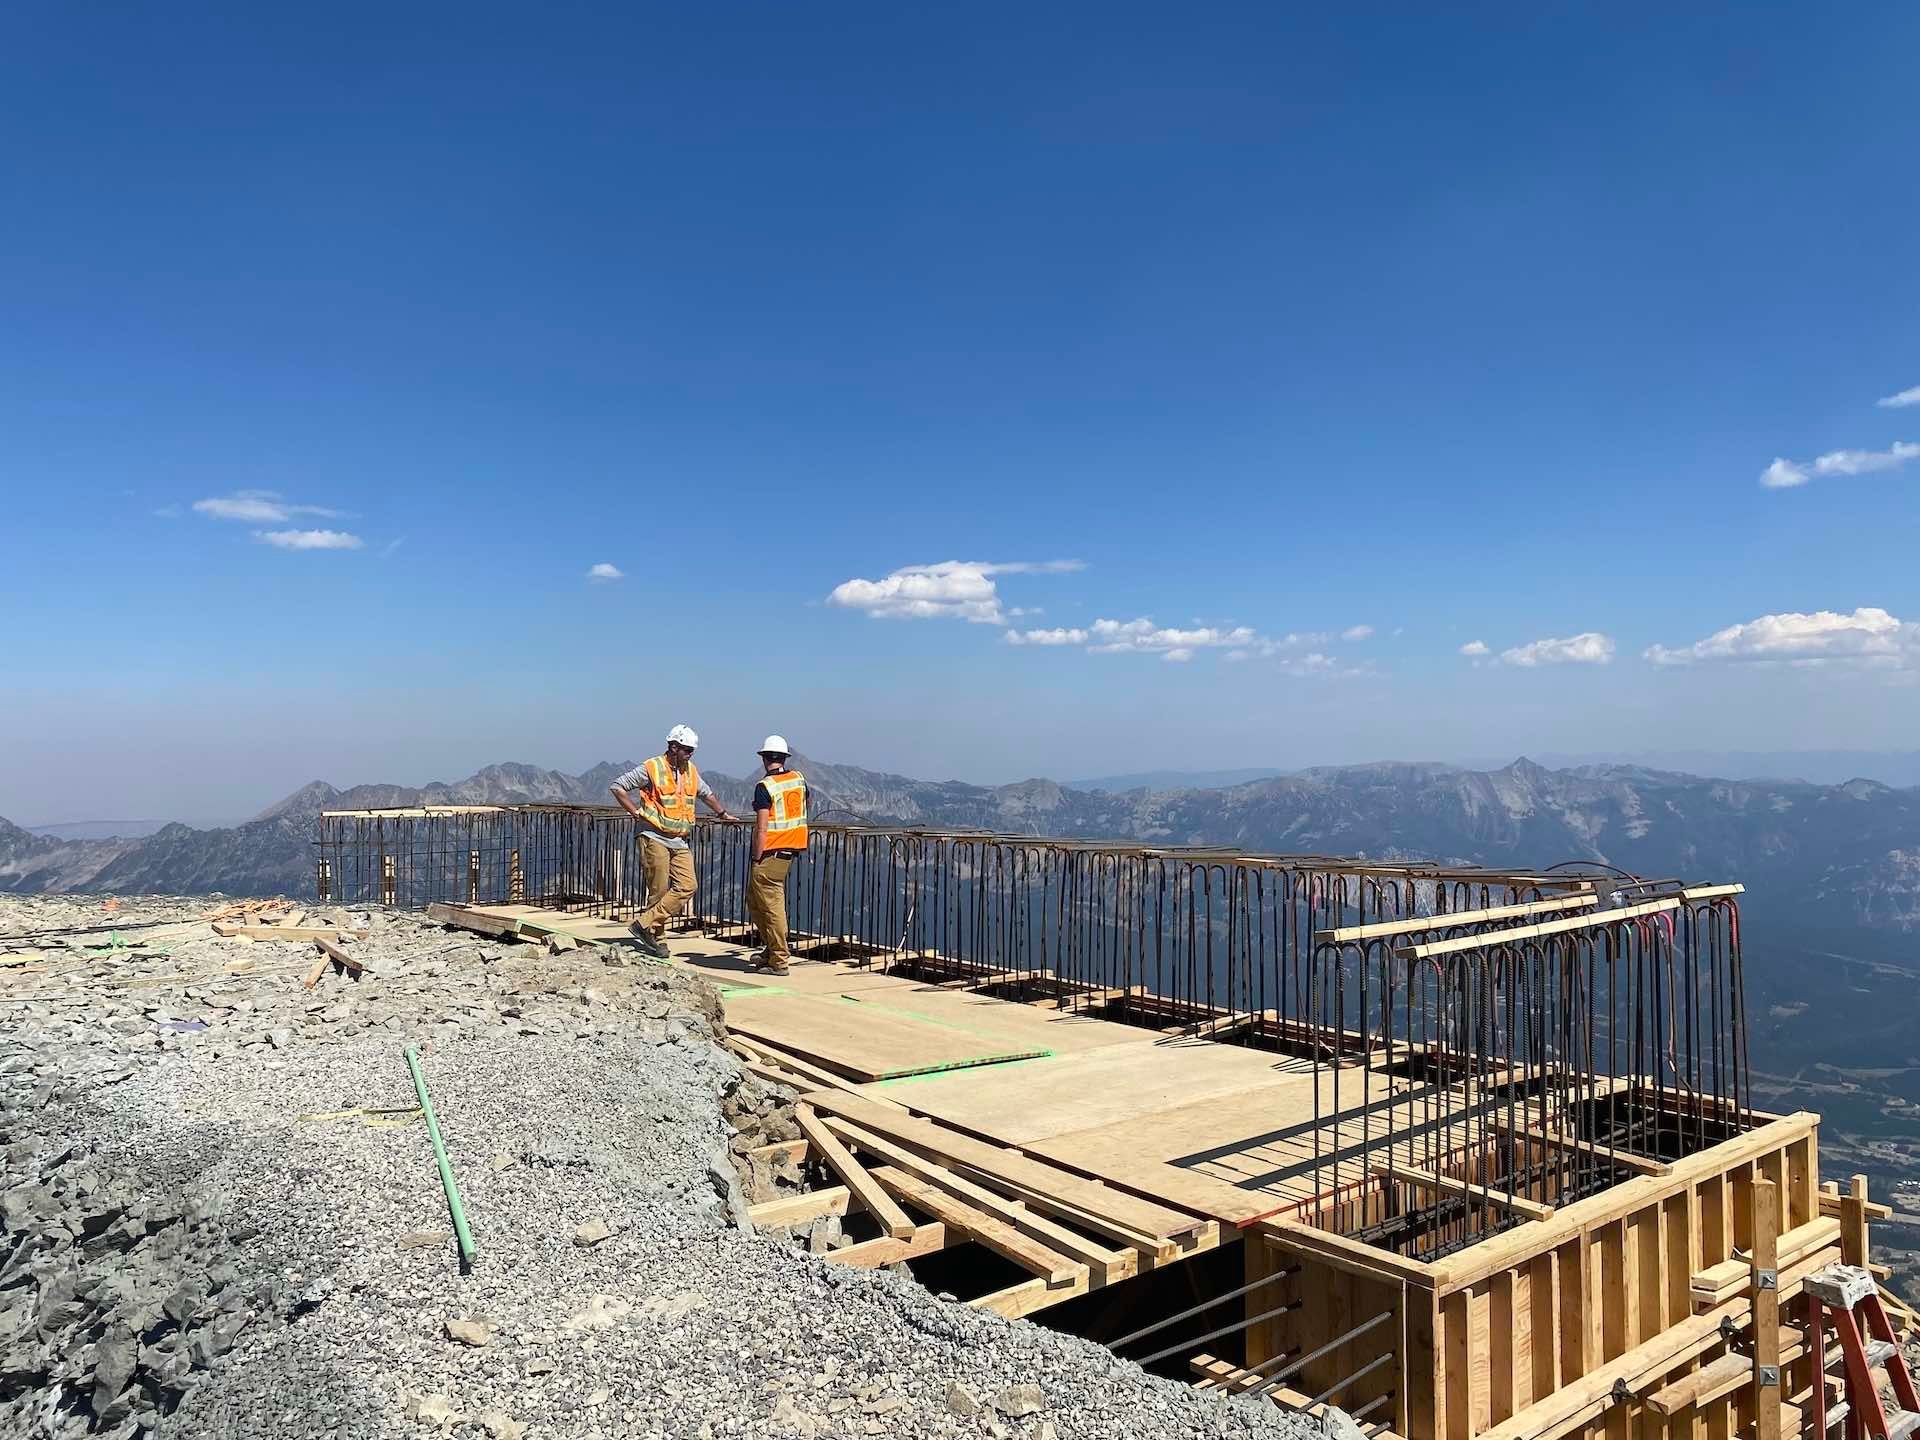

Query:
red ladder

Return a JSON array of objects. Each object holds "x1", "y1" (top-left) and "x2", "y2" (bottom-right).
[{"x1": 1807, "y1": 1263, "x2": 1919, "y2": 1440}]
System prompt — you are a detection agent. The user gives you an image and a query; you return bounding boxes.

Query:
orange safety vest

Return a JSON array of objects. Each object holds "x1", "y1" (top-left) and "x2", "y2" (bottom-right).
[
  {"x1": 638, "y1": 754, "x2": 700, "y2": 838},
  {"x1": 760, "y1": 770, "x2": 808, "y2": 852}
]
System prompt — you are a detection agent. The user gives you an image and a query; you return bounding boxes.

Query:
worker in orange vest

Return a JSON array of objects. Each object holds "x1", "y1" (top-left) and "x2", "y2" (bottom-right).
[
  {"x1": 747, "y1": 735, "x2": 808, "y2": 975},
  {"x1": 610, "y1": 723, "x2": 735, "y2": 957}
]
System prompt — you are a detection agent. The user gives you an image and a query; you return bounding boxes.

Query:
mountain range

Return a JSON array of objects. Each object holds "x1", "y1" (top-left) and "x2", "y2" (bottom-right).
[
  {"x1": 6, "y1": 753, "x2": 1920, "y2": 1093},
  {"x1": 6, "y1": 754, "x2": 1919, "y2": 936}
]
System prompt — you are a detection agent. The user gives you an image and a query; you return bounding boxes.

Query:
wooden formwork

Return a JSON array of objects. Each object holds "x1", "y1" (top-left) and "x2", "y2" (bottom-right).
[{"x1": 1250, "y1": 1110, "x2": 1872, "y2": 1440}]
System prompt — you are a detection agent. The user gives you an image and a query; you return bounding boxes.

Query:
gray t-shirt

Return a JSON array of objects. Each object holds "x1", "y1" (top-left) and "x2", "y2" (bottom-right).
[{"x1": 613, "y1": 760, "x2": 716, "y2": 852}]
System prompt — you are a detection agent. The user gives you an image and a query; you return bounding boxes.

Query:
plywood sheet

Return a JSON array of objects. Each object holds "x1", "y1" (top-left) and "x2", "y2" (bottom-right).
[
  {"x1": 869, "y1": 1036, "x2": 1318, "y2": 1145},
  {"x1": 1028, "y1": 1072, "x2": 1501, "y2": 1225},
  {"x1": 672, "y1": 948, "x2": 909, "y2": 996},
  {"x1": 823, "y1": 986, "x2": 1162, "y2": 1059},
  {"x1": 724, "y1": 991, "x2": 1047, "y2": 1082}
]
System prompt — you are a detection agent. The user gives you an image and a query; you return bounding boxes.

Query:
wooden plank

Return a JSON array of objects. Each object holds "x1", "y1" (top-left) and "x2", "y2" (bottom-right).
[
  {"x1": 1648, "y1": 1353, "x2": 1751, "y2": 1416},
  {"x1": 1492, "y1": 1272, "x2": 1517, "y2": 1423},
  {"x1": 1689, "y1": 1217, "x2": 1839, "y2": 1305},
  {"x1": 870, "y1": 1167, "x2": 1086, "y2": 1285},
  {"x1": 212, "y1": 923, "x2": 346, "y2": 941},
  {"x1": 314, "y1": 936, "x2": 363, "y2": 975},
  {"x1": 1819, "y1": 1187, "x2": 1891, "y2": 1224},
  {"x1": 301, "y1": 949, "x2": 330, "y2": 989},
  {"x1": 741, "y1": 1057, "x2": 811, "y2": 1091},
  {"x1": 1263, "y1": 1218, "x2": 1441, "y2": 1288},
  {"x1": 1530, "y1": 1249, "x2": 1561, "y2": 1401},
  {"x1": 970, "y1": 1269, "x2": 1092, "y2": 1320},
  {"x1": 1840, "y1": 1173, "x2": 1872, "y2": 1267},
  {"x1": 1443, "y1": 1288, "x2": 1470, "y2": 1440},
  {"x1": 795, "y1": 1106, "x2": 914, "y2": 1239},
  {"x1": 826, "y1": 1222, "x2": 950, "y2": 1269},
  {"x1": 1316, "y1": 892, "x2": 1596, "y2": 944},
  {"x1": 1375, "y1": 1162, "x2": 1555, "y2": 1222},
  {"x1": 802, "y1": 1091, "x2": 1205, "y2": 1247},
  {"x1": 425, "y1": 902, "x2": 523, "y2": 938},
  {"x1": 745, "y1": 1138, "x2": 810, "y2": 1165},
  {"x1": 747, "y1": 1186, "x2": 851, "y2": 1229},
  {"x1": 1753, "y1": 1180, "x2": 1780, "y2": 1440},
  {"x1": 1489, "y1": 1118, "x2": 1670, "y2": 1178},
  {"x1": 1399, "y1": 897, "x2": 1682, "y2": 960},
  {"x1": 1191, "y1": 1353, "x2": 1268, "y2": 1395},
  {"x1": 823, "y1": 1116, "x2": 1128, "y2": 1277}
]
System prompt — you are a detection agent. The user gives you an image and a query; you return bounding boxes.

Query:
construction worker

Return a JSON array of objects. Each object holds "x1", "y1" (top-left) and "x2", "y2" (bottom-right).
[
  {"x1": 610, "y1": 724, "x2": 734, "y2": 957},
  {"x1": 746, "y1": 736, "x2": 808, "y2": 975}
]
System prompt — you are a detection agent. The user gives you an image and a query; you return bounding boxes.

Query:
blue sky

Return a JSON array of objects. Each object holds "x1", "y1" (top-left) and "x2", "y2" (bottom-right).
[{"x1": 4, "y1": 3, "x2": 1919, "y2": 822}]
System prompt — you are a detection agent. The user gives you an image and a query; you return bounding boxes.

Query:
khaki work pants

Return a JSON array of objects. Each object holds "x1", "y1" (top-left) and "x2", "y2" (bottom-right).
[
  {"x1": 637, "y1": 836, "x2": 696, "y2": 933},
  {"x1": 747, "y1": 852, "x2": 795, "y2": 969}
]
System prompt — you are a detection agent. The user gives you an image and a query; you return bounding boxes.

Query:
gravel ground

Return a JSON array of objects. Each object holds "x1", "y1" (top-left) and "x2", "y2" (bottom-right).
[{"x1": 1, "y1": 894, "x2": 1320, "y2": 1440}]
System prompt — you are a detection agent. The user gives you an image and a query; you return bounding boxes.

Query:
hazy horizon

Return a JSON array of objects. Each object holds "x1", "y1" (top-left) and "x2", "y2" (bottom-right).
[{"x1": 14, "y1": 744, "x2": 1920, "y2": 833}]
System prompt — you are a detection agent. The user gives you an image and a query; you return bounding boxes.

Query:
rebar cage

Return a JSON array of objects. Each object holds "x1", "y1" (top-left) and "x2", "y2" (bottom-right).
[{"x1": 313, "y1": 805, "x2": 1752, "y2": 1259}]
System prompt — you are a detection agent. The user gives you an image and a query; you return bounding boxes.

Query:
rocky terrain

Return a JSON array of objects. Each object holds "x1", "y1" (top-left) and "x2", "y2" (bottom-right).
[{"x1": 0, "y1": 894, "x2": 1314, "y2": 1440}]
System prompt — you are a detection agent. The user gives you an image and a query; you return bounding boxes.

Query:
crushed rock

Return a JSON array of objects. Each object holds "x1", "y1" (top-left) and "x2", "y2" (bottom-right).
[{"x1": 1, "y1": 893, "x2": 1319, "y2": 1440}]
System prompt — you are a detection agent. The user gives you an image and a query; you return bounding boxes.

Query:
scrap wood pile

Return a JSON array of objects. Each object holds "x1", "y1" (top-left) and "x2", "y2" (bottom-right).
[{"x1": 727, "y1": 1032, "x2": 1222, "y2": 1324}]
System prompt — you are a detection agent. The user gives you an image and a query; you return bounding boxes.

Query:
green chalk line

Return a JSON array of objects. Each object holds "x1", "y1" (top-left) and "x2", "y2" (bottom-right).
[{"x1": 875, "y1": 1052, "x2": 1058, "y2": 1087}]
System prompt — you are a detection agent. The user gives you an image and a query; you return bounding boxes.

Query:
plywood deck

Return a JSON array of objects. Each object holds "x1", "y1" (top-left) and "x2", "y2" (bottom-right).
[{"x1": 438, "y1": 903, "x2": 1521, "y2": 1230}]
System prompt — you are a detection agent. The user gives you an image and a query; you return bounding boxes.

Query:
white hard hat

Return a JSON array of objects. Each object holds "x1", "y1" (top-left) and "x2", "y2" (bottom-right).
[
  {"x1": 758, "y1": 735, "x2": 791, "y2": 756},
  {"x1": 666, "y1": 724, "x2": 699, "y2": 750}
]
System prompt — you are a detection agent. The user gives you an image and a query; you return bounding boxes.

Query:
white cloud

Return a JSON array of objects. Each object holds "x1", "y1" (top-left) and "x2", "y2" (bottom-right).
[
  {"x1": 828, "y1": 559, "x2": 1083, "y2": 624},
  {"x1": 1876, "y1": 386, "x2": 1920, "y2": 409},
  {"x1": 1085, "y1": 618, "x2": 1257, "y2": 656},
  {"x1": 1005, "y1": 617, "x2": 1256, "y2": 657},
  {"x1": 1340, "y1": 624, "x2": 1375, "y2": 642},
  {"x1": 253, "y1": 528, "x2": 363, "y2": 551},
  {"x1": 1003, "y1": 626, "x2": 1087, "y2": 646},
  {"x1": 1459, "y1": 640, "x2": 1490, "y2": 657},
  {"x1": 1005, "y1": 616, "x2": 1373, "y2": 675},
  {"x1": 1760, "y1": 441, "x2": 1919, "y2": 489},
  {"x1": 1645, "y1": 607, "x2": 1920, "y2": 669},
  {"x1": 1499, "y1": 632, "x2": 1614, "y2": 667},
  {"x1": 587, "y1": 562, "x2": 624, "y2": 582},
  {"x1": 194, "y1": 489, "x2": 343, "y2": 523}
]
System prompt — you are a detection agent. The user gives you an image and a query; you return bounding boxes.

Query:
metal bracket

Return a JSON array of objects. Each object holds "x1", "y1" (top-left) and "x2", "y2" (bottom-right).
[
  {"x1": 1759, "y1": 1365, "x2": 1781, "y2": 1388},
  {"x1": 1756, "y1": 1268, "x2": 1778, "y2": 1291}
]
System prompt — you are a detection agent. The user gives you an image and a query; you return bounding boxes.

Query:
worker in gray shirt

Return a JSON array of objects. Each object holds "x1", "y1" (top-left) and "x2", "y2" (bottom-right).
[{"x1": 610, "y1": 724, "x2": 734, "y2": 957}]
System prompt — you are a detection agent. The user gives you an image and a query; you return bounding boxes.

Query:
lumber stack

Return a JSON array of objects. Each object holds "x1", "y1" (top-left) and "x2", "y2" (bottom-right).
[{"x1": 739, "y1": 1081, "x2": 1220, "y2": 1320}]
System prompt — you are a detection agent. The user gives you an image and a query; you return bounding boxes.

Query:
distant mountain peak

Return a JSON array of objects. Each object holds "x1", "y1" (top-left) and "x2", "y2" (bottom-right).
[{"x1": 251, "y1": 781, "x2": 341, "y2": 823}]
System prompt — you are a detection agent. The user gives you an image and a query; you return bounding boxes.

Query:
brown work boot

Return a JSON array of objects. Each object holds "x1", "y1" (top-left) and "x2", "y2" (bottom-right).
[{"x1": 748, "y1": 949, "x2": 789, "y2": 976}]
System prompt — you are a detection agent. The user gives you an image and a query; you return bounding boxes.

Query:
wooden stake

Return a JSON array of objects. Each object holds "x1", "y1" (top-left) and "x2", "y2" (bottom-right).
[{"x1": 1753, "y1": 1178, "x2": 1781, "y2": 1440}]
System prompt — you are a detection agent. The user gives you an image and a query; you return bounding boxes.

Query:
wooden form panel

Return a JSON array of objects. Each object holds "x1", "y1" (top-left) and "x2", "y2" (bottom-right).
[
  {"x1": 1419, "y1": 1114, "x2": 1822, "y2": 1440},
  {"x1": 1261, "y1": 1112, "x2": 1828, "y2": 1440}
]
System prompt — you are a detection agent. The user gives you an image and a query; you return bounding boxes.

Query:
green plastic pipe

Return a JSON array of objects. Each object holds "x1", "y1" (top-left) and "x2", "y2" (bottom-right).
[{"x1": 404, "y1": 1045, "x2": 476, "y2": 1267}]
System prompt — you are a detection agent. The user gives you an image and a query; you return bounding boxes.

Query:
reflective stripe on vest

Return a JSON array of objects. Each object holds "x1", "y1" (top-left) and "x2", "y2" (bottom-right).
[
  {"x1": 761, "y1": 770, "x2": 808, "y2": 852},
  {"x1": 638, "y1": 754, "x2": 700, "y2": 838}
]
